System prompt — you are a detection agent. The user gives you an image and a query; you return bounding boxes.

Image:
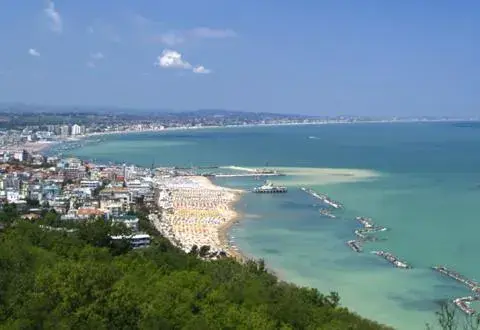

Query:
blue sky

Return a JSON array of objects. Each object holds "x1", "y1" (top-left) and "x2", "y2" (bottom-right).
[{"x1": 0, "y1": 1, "x2": 478, "y2": 116}]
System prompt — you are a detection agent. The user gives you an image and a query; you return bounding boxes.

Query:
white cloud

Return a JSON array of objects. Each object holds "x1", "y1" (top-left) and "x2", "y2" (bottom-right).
[
  {"x1": 28, "y1": 48, "x2": 40, "y2": 57},
  {"x1": 153, "y1": 27, "x2": 236, "y2": 46},
  {"x1": 44, "y1": 0, "x2": 62, "y2": 33},
  {"x1": 154, "y1": 49, "x2": 192, "y2": 69},
  {"x1": 193, "y1": 66, "x2": 211, "y2": 74},
  {"x1": 154, "y1": 50, "x2": 212, "y2": 74},
  {"x1": 90, "y1": 52, "x2": 104, "y2": 60},
  {"x1": 87, "y1": 26, "x2": 94, "y2": 34},
  {"x1": 86, "y1": 61, "x2": 96, "y2": 68}
]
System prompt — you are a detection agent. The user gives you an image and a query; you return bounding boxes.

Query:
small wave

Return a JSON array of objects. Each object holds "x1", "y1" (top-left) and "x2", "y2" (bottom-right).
[{"x1": 308, "y1": 136, "x2": 320, "y2": 140}]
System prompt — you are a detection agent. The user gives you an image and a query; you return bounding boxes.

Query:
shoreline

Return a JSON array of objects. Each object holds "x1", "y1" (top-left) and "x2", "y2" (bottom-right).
[
  {"x1": 217, "y1": 192, "x2": 248, "y2": 262},
  {"x1": 0, "y1": 141, "x2": 59, "y2": 154},
  {"x1": 64, "y1": 117, "x2": 478, "y2": 141},
  {"x1": 190, "y1": 176, "x2": 248, "y2": 262},
  {"x1": 154, "y1": 174, "x2": 248, "y2": 261},
  {"x1": 24, "y1": 122, "x2": 476, "y2": 328},
  {"x1": 39, "y1": 132, "x2": 379, "y2": 265},
  {"x1": 31, "y1": 124, "x2": 374, "y2": 269},
  {"x1": 33, "y1": 122, "x2": 333, "y2": 156},
  {"x1": 24, "y1": 119, "x2": 458, "y2": 157},
  {"x1": 2, "y1": 118, "x2": 476, "y2": 158}
]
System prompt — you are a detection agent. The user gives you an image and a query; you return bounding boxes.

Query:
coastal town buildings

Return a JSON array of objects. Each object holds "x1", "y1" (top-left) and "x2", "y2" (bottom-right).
[
  {"x1": 0, "y1": 156, "x2": 155, "y2": 246},
  {"x1": 0, "y1": 111, "x2": 435, "y2": 258},
  {"x1": 59, "y1": 158, "x2": 86, "y2": 181},
  {"x1": 59, "y1": 125, "x2": 69, "y2": 137},
  {"x1": 111, "y1": 233, "x2": 150, "y2": 249},
  {"x1": 0, "y1": 110, "x2": 379, "y2": 156},
  {"x1": 112, "y1": 214, "x2": 139, "y2": 231},
  {"x1": 0, "y1": 148, "x2": 245, "y2": 260},
  {"x1": 71, "y1": 124, "x2": 82, "y2": 136}
]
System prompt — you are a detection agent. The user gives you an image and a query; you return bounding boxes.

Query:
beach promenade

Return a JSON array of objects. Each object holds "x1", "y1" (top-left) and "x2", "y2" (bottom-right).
[{"x1": 153, "y1": 175, "x2": 244, "y2": 260}]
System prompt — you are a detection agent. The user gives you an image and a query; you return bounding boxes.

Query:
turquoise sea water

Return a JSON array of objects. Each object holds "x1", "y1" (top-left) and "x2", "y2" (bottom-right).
[{"x1": 63, "y1": 123, "x2": 480, "y2": 329}]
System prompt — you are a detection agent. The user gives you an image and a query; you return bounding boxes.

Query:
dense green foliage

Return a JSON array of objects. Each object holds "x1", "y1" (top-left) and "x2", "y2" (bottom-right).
[{"x1": 0, "y1": 216, "x2": 390, "y2": 329}]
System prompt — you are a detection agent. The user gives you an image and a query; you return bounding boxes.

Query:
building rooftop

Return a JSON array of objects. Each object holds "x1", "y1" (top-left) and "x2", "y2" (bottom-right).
[
  {"x1": 111, "y1": 233, "x2": 150, "y2": 240},
  {"x1": 101, "y1": 187, "x2": 129, "y2": 193},
  {"x1": 77, "y1": 207, "x2": 105, "y2": 216}
]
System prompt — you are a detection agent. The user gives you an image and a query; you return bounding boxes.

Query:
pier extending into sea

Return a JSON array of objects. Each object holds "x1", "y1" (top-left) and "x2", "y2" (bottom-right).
[{"x1": 157, "y1": 165, "x2": 286, "y2": 179}]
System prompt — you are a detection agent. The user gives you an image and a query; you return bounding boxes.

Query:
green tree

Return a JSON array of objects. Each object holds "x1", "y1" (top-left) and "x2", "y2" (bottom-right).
[
  {"x1": 42, "y1": 210, "x2": 59, "y2": 225},
  {"x1": 199, "y1": 245, "x2": 210, "y2": 258},
  {"x1": 189, "y1": 244, "x2": 199, "y2": 256},
  {"x1": 77, "y1": 218, "x2": 131, "y2": 252},
  {"x1": 0, "y1": 214, "x2": 391, "y2": 330},
  {"x1": 25, "y1": 198, "x2": 40, "y2": 208},
  {"x1": 0, "y1": 202, "x2": 18, "y2": 227}
]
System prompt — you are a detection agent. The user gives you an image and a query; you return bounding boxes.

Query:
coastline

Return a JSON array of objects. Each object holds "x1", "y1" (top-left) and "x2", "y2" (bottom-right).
[
  {"x1": 217, "y1": 187, "x2": 248, "y2": 262},
  {"x1": 0, "y1": 141, "x2": 59, "y2": 154},
  {"x1": 154, "y1": 174, "x2": 248, "y2": 261},
  {"x1": 68, "y1": 117, "x2": 474, "y2": 141},
  {"x1": 29, "y1": 122, "x2": 332, "y2": 156},
  {"x1": 15, "y1": 118, "x2": 467, "y2": 157},
  {"x1": 190, "y1": 176, "x2": 248, "y2": 262},
  {"x1": 31, "y1": 122, "x2": 480, "y2": 328}
]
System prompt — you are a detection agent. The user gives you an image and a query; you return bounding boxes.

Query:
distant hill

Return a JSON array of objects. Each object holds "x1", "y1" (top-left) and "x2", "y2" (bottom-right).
[{"x1": 0, "y1": 103, "x2": 313, "y2": 117}]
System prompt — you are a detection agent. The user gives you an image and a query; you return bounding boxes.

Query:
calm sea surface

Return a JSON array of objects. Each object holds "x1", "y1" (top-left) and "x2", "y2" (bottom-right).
[{"x1": 61, "y1": 123, "x2": 480, "y2": 329}]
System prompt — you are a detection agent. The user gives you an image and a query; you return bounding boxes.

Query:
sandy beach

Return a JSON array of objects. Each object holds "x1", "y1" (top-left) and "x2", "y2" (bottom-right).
[
  {"x1": 150, "y1": 166, "x2": 379, "y2": 262},
  {"x1": 0, "y1": 141, "x2": 58, "y2": 154},
  {"x1": 153, "y1": 175, "x2": 246, "y2": 261},
  {"x1": 194, "y1": 176, "x2": 247, "y2": 261}
]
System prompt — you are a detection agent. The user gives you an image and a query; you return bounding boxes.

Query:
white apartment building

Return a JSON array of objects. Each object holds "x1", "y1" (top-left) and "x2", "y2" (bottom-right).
[{"x1": 71, "y1": 124, "x2": 82, "y2": 136}]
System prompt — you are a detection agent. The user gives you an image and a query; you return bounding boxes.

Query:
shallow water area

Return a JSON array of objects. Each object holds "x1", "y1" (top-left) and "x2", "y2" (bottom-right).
[{"x1": 67, "y1": 123, "x2": 480, "y2": 329}]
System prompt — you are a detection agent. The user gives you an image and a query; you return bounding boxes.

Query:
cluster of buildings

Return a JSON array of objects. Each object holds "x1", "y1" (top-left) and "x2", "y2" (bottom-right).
[
  {"x1": 0, "y1": 110, "x2": 332, "y2": 150},
  {"x1": 0, "y1": 149, "x2": 44, "y2": 164},
  {"x1": 0, "y1": 124, "x2": 87, "y2": 148},
  {"x1": 0, "y1": 113, "x2": 405, "y2": 152},
  {"x1": 51, "y1": 124, "x2": 87, "y2": 137},
  {"x1": 0, "y1": 156, "x2": 155, "y2": 248}
]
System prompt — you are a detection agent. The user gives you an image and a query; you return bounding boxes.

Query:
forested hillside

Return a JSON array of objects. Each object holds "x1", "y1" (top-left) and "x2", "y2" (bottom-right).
[{"x1": 0, "y1": 217, "x2": 390, "y2": 329}]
